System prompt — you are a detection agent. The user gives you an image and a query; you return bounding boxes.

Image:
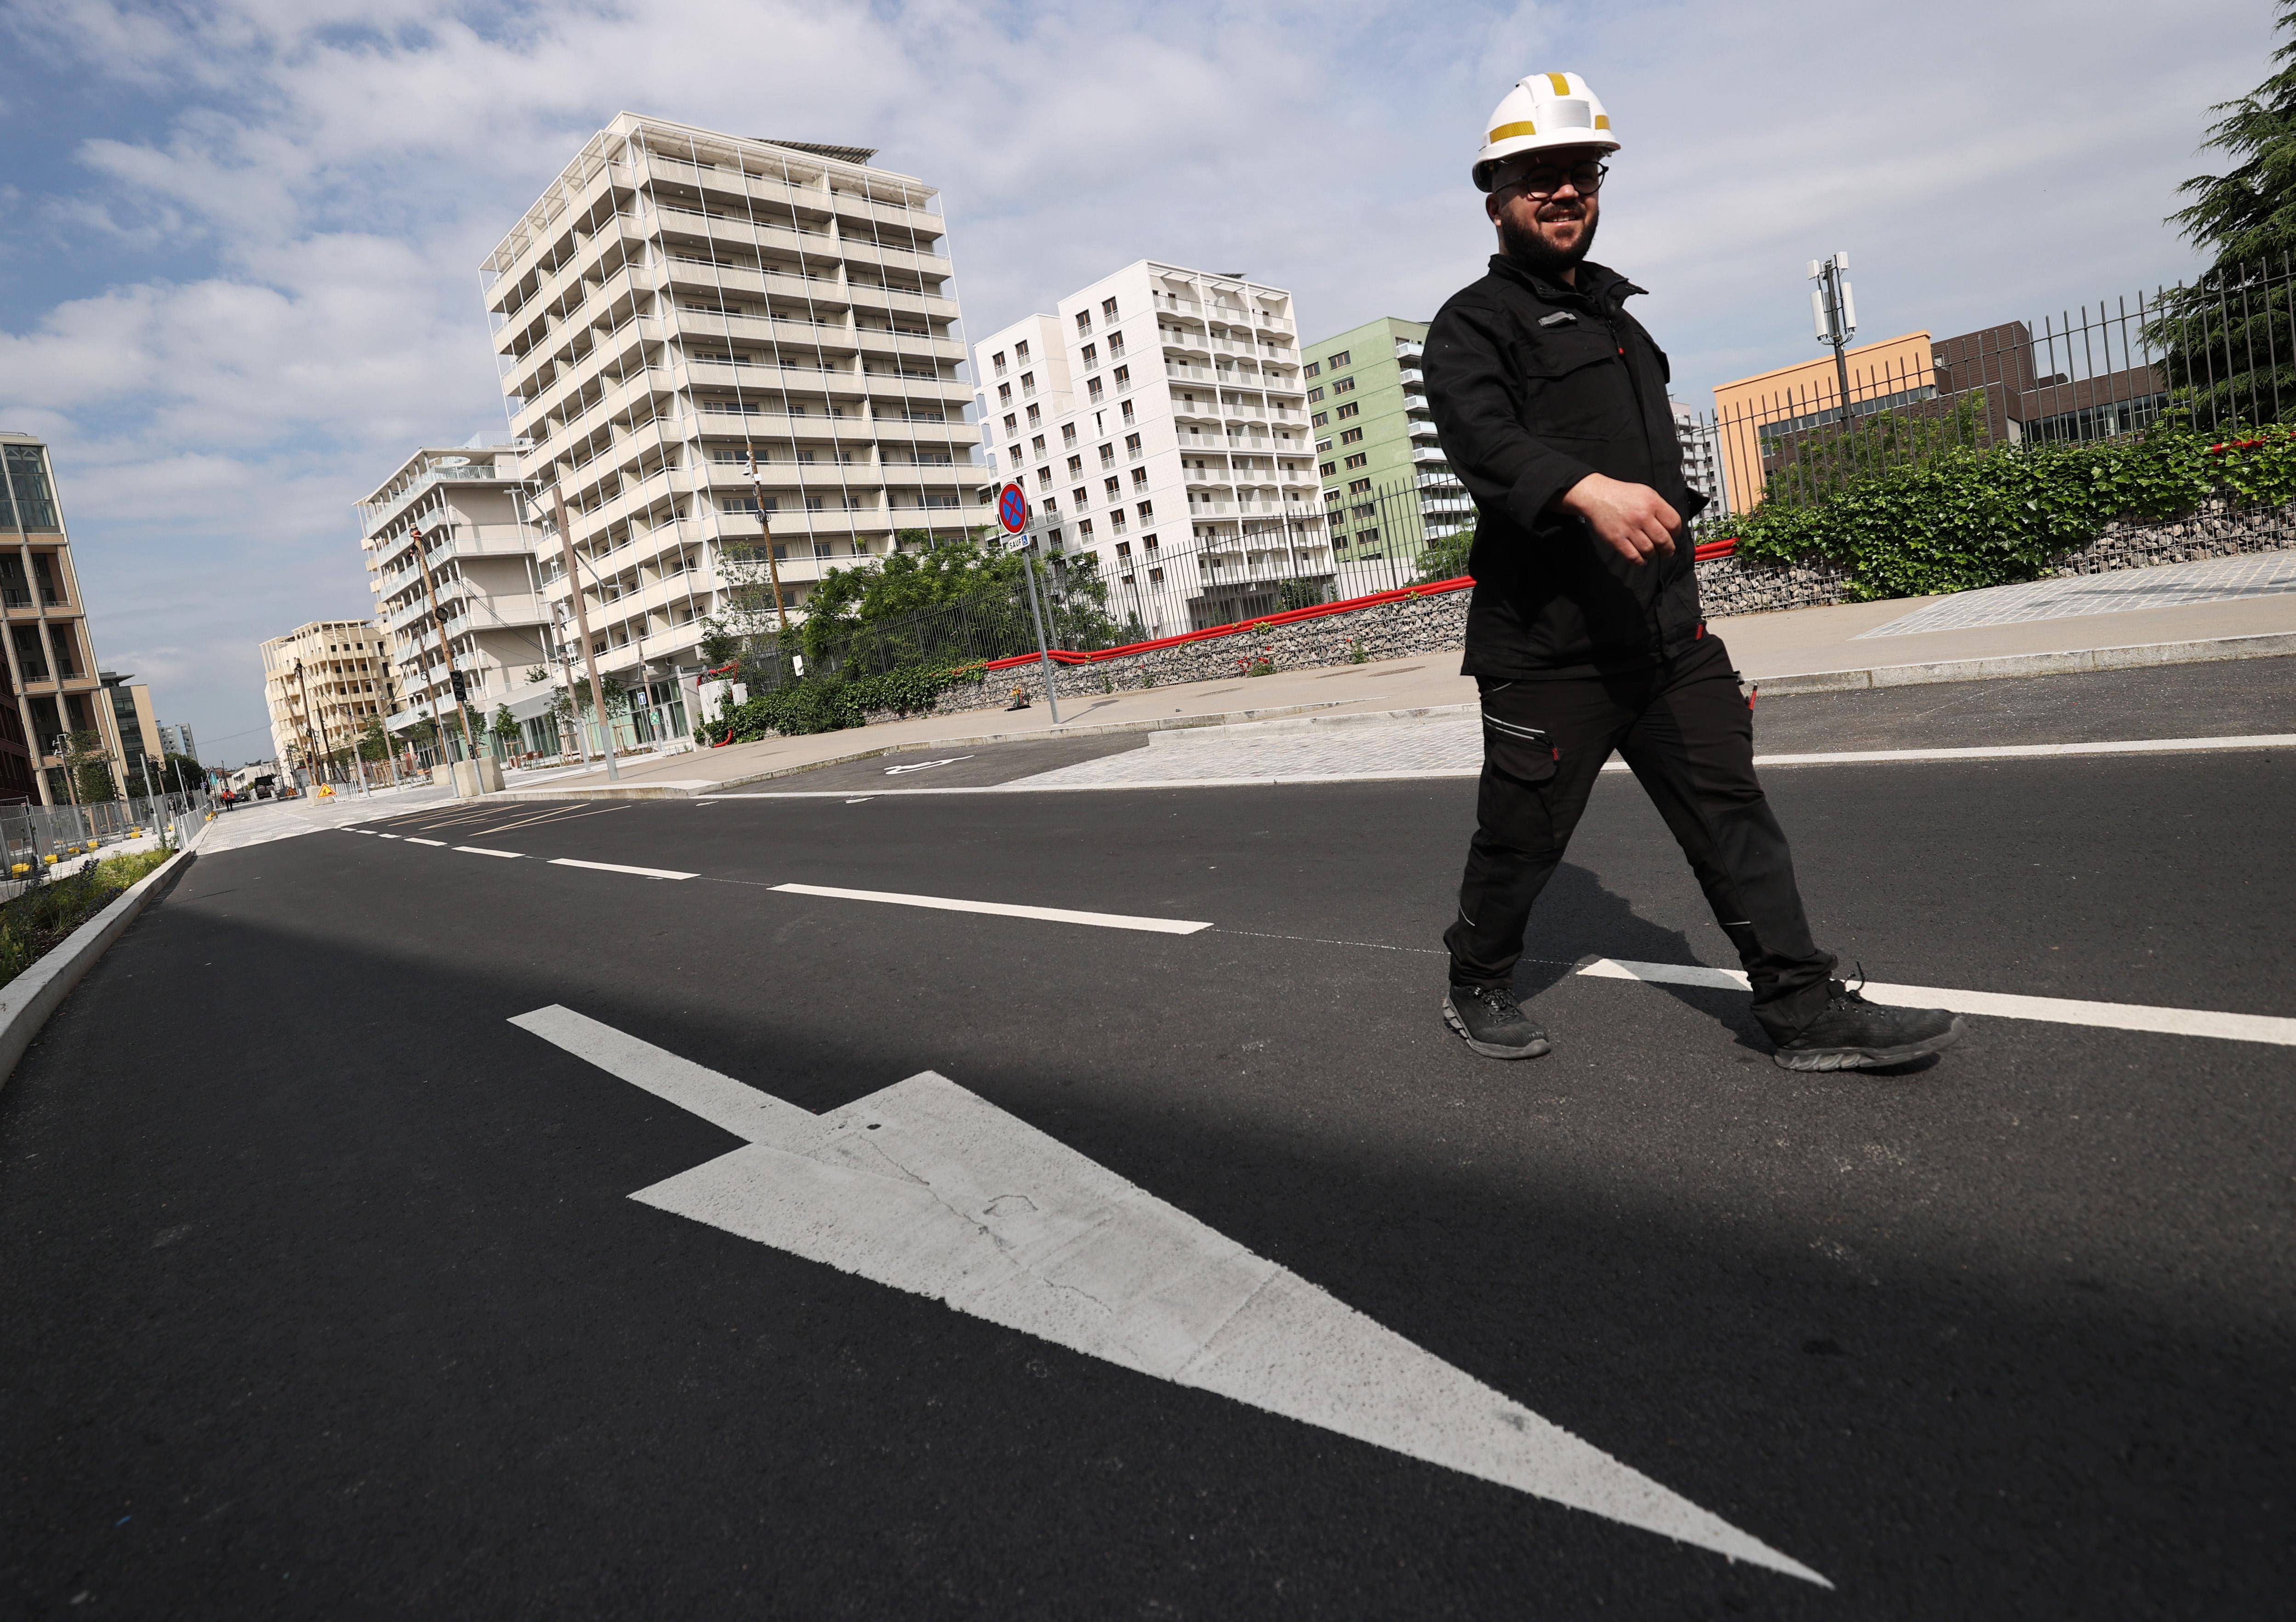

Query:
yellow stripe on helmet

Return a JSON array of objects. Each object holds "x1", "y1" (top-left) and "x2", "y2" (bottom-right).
[
  {"x1": 1487, "y1": 120, "x2": 1538, "y2": 142},
  {"x1": 1594, "y1": 115, "x2": 1611, "y2": 130},
  {"x1": 1545, "y1": 72, "x2": 1572, "y2": 97}
]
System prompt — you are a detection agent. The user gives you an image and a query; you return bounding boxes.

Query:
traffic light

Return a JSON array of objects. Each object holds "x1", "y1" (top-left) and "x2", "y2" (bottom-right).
[{"x1": 450, "y1": 669, "x2": 468, "y2": 704}]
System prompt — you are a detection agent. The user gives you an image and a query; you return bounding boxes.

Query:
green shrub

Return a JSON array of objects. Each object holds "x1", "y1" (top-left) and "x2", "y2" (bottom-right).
[
  {"x1": 1731, "y1": 424, "x2": 2296, "y2": 600},
  {"x1": 712, "y1": 662, "x2": 987, "y2": 742},
  {"x1": 0, "y1": 848, "x2": 172, "y2": 989}
]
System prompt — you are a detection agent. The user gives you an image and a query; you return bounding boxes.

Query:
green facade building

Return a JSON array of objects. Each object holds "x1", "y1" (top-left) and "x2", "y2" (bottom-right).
[{"x1": 1302, "y1": 317, "x2": 1470, "y2": 578}]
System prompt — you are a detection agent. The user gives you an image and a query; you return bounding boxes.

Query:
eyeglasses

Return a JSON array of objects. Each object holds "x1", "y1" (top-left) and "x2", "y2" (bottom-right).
[{"x1": 1498, "y1": 160, "x2": 1609, "y2": 199}]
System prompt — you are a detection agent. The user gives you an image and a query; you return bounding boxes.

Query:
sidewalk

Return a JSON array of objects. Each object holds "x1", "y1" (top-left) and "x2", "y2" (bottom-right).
[{"x1": 512, "y1": 553, "x2": 2296, "y2": 800}]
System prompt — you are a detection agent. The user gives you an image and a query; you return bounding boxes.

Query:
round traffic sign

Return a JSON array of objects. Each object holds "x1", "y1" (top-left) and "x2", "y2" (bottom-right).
[{"x1": 997, "y1": 482, "x2": 1029, "y2": 534}]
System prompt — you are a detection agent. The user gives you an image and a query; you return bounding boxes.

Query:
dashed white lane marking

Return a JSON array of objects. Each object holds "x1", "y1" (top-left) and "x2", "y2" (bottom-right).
[
  {"x1": 508, "y1": 1005, "x2": 1826, "y2": 1586},
  {"x1": 377, "y1": 833, "x2": 401, "y2": 839},
  {"x1": 404, "y1": 838, "x2": 446, "y2": 847},
  {"x1": 548, "y1": 857, "x2": 697, "y2": 880},
  {"x1": 770, "y1": 881, "x2": 1212, "y2": 935},
  {"x1": 1580, "y1": 958, "x2": 2296, "y2": 1046},
  {"x1": 454, "y1": 846, "x2": 524, "y2": 859}
]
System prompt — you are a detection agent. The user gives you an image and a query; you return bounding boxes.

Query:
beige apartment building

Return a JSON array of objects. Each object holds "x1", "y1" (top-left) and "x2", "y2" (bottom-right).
[
  {"x1": 0, "y1": 431, "x2": 132, "y2": 805},
  {"x1": 260, "y1": 620, "x2": 398, "y2": 779},
  {"x1": 358, "y1": 442, "x2": 553, "y2": 753},
  {"x1": 479, "y1": 114, "x2": 987, "y2": 722}
]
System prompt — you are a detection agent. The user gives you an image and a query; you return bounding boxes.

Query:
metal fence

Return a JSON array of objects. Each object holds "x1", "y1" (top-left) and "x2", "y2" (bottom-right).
[
  {"x1": 0, "y1": 789, "x2": 213, "y2": 902},
  {"x1": 1686, "y1": 254, "x2": 2296, "y2": 520},
  {"x1": 725, "y1": 469, "x2": 1473, "y2": 689}
]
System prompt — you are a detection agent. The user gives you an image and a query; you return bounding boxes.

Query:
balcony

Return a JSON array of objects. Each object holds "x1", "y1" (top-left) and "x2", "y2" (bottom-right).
[
  {"x1": 1397, "y1": 366, "x2": 1425, "y2": 386},
  {"x1": 1411, "y1": 445, "x2": 1448, "y2": 463}
]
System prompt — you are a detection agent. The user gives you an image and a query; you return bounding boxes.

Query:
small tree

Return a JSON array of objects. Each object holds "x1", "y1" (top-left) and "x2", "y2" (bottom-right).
[
  {"x1": 490, "y1": 703, "x2": 521, "y2": 756},
  {"x1": 63, "y1": 730, "x2": 115, "y2": 804},
  {"x1": 1416, "y1": 520, "x2": 1475, "y2": 583},
  {"x1": 356, "y1": 714, "x2": 389, "y2": 763}
]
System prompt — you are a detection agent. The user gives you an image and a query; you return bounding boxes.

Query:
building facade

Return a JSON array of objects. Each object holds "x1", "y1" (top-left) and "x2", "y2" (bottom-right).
[
  {"x1": 359, "y1": 442, "x2": 555, "y2": 754},
  {"x1": 100, "y1": 673, "x2": 164, "y2": 782},
  {"x1": 259, "y1": 620, "x2": 397, "y2": 779},
  {"x1": 1302, "y1": 317, "x2": 1470, "y2": 588},
  {"x1": 480, "y1": 114, "x2": 986, "y2": 728},
  {"x1": 974, "y1": 261, "x2": 1323, "y2": 635},
  {"x1": 157, "y1": 721, "x2": 197, "y2": 762},
  {"x1": 1671, "y1": 398, "x2": 1726, "y2": 512},
  {"x1": 0, "y1": 431, "x2": 128, "y2": 805}
]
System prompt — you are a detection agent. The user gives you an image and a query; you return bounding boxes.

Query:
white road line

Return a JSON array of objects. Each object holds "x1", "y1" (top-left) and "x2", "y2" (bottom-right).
[
  {"x1": 549, "y1": 857, "x2": 697, "y2": 880},
  {"x1": 1579, "y1": 958, "x2": 2296, "y2": 1046},
  {"x1": 454, "y1": 846, "x2": 524, "y2": 859},
  {"x1": 1743, "y1": 733, "x2": 2296, "y2": 768},
  {"x1": 510, "y1": 1007, "x2": 1827, "y2": 1586},
  {"x1": 404, "y1": 838, "x2": 446, "y2": 847},
  {"x1": 770, "y1": 881, "x2": 1212, "y2": 935},
  {"x1": 377, "y1": 833, "x2": 402, "y2": 838}
]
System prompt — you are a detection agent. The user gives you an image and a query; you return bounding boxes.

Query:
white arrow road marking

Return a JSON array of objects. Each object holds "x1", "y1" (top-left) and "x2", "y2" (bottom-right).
[
  {"x1": 1579, "y1": 958, "x2": 2296, "y2": 1046},
  {"x1": 770, "y1": 882, "x2": 1211, "y2": 935},
  {"x1": 509, "y1": 1004, "x2": 1827, "y2": 1586},
  {"x1": 884, "y1": 755, "x2": 975, "y2": 776},
  {"x1": 548, "y1": 857, "x2": 697, "y2": 880}
]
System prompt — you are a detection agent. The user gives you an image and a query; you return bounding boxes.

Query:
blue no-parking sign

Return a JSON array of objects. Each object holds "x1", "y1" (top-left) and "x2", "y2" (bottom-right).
[{"x1": 997, "y1": 482, "x2": 1029, "y2": 534}]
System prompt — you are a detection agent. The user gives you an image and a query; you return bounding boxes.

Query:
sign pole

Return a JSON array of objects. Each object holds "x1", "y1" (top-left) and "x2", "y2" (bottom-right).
[{"x1": 996, "y1": 483, "x2": 1060, "y2": 724}]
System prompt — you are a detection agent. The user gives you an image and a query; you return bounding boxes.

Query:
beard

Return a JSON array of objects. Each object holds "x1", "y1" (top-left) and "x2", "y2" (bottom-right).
[{"x1": 1498, "y1": 206, "x2": 1598, "y2": 278}]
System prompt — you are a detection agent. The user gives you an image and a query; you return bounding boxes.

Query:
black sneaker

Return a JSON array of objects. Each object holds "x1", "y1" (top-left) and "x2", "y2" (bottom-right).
[
  {"x1": 1772, "y1": 976, "x2": 1966, "y2": 1072},
  {"x1": 1442, "y1": 985, "x2": 1551, "y2": 1060}
]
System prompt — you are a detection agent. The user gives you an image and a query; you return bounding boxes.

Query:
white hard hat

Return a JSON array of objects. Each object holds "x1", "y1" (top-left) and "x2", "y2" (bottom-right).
[{"x1": 1472, "y1": 71, "x2": 1618, "y2": 192}]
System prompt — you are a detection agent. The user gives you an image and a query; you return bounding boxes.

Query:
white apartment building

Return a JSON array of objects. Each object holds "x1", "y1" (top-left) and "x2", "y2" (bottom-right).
[
  {"x1": 358, "y1": 440, "x2": 554, "y2": 754},
  {"x1": 480, "y1": 114, "x2": 986, "y2": 720},
  {"x1": 1672, "y1": 398, "x2": 1726, "y2": 513},
  {"x1": 972, "y1": 262, "x2": 1326, "y2": 635}
]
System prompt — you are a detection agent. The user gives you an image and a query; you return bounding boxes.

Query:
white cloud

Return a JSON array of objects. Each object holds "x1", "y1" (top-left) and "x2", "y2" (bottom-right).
[{"x1": 0, "y1": 0, "x2": 2280, "y2": 754}]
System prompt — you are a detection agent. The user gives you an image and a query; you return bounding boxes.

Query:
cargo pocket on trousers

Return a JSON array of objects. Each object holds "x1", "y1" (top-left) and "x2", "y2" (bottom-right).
[{"x1": 1481, "y1": 707, "x2": 1559, "y2": 784}]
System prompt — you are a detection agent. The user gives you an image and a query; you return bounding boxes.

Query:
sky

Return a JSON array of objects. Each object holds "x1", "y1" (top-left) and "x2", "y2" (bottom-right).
[{"x1": 0, "y1": 0, "x2": 2278, "y2": 765}]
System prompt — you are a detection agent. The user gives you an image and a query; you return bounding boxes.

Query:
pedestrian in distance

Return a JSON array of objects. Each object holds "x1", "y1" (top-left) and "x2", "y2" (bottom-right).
[{"x1": 1426, "y1": 71, "x2": 1966, "y2": 1073}]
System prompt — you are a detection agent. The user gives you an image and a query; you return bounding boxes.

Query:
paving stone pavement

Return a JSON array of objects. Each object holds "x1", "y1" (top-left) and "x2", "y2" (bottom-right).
[
  {"x1": 1018, "y1": 717, "x2": 1485, "y2": 785},
  {"x1": 1855, "y1": 549, "x2": 2296, "y2": 638}
]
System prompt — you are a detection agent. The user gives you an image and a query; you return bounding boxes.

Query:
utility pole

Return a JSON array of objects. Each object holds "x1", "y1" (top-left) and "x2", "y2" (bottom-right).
[
  {"x1": 1808, "y1": 251, "x2": 1858, "y2": 428},
  {"x1": 547, "y1": 482, "x2": 619, "y2": 782},
  {"x1": 745, "y1": 451, "x2": 791, "y2": 637},
  {"x1": 406, "y1": 523, "x2": 475, "y2": 793}
]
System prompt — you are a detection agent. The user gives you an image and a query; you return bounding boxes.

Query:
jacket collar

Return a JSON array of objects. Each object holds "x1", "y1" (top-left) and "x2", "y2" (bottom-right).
[{"x1": 1487, "y1": 253, "x2": 1644, "y2": 311}]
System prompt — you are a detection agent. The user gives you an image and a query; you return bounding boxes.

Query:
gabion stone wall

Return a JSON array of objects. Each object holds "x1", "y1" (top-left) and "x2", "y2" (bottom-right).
[{"x1": 873, "y1": 499, "x2": 2296, "y2": 724}]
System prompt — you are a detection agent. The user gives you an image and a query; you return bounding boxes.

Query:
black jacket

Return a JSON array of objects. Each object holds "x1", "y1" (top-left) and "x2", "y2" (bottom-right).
[{"x1": 1425, "y1": 255, "x2": 1709, "y2": 676}]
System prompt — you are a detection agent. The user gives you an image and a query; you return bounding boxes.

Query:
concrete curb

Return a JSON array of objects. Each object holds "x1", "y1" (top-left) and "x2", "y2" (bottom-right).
[
  {"x1": 1754, "y1": 629, "x2": 2296, "y2": 693},
  {"x1": 0, "y1": 832, "x2": 203, "y2": 1091}
]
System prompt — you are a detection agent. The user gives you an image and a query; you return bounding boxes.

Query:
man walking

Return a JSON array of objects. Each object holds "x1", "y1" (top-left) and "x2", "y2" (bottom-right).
[{"x1": 1426, "y1": 71, "x2": 1966, "y2": 1073}]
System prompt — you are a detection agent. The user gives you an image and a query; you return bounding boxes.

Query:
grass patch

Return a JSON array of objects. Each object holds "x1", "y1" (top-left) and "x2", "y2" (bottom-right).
[{"x1": 0, "y1": 849, "x2": 172, "y2": 991}]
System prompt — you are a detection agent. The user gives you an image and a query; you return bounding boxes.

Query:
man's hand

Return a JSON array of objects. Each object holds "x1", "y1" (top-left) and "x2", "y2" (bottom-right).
[{"x1": 1557, "y1": 473, "x2": 1680, "y2": 566}]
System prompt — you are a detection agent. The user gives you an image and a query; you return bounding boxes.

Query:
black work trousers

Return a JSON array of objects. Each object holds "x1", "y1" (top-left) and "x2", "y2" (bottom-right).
[{"x1": 1442, "y1": 634, "x2": 1835, "y2": 1041}]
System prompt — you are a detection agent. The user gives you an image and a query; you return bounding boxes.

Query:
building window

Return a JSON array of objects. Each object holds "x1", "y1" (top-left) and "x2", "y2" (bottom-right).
[
  {"x1": 1062, "y1": 423, "x2": 1077, "y2": 446},
  {"x1": 1007, "y1": 443, "x2": 1023, "y2": 468},
  {"x1": 1115, "y1": 540, "x2": 1131, "y2": 558},
  {"x1": 1078, "y1": 518, "x2": 1094, "y2": 539},
  {"x1": 1072, "y1": 486, "x2": 1088, "y2": 508},
  {"x1": 1136, "y1": 499, "x2": 1153, "y2": 520},
  {"x1": 1076, "y1": 311, "x2": 1092, "y2": 334},
  {"x1": 1104, "y1": 476, "x2": 1121, "y2": 500},
  {"x1": 1086, "y1": 377, "x2": 1104, "y2": 401},
  {"x1": 1347, "y1": 477, "x2": 1372, "y2": 493},
  {"x1": 1329, "y1": 349, "x2": 1351, "y2": 366},
  {"x1": 1108, "y1": 331, "x2": 1124, "y2": 358},
  {"x1": 1340, "y1": 427, "x2": 1364, "y2": 444},
  {"x1": 1121, "y1": 399, "x2": 1135, "y2": 423},
  {"x1": 1026, "y1": 404, "x2": 1040, "y2": 426},
  {"x1": 1015, "y1": 339, "x2": 1031, "y2": 362},
  {"x1": 1037, "y1": 468, "x2": 1054, "y2": 489},
  {"x1": 1356, "y1": 528, "x2": 1380, "y2": 546},
  {"x1": 1149, "y1": 566, "x2": 1164, "y2": 583},
  {"x1": 1131, "y1": 468, "x2": 1148, "y2": 491},
  {"x1": 1031, "y1": 434, "x2": 1047, "y2": 456},
  {"x1": 1319, "y1": 460, "x2": 1336, "y2": 477},
  {"x1": 1099, "y1": 443, "x2": 1116, "y2": 468},
  {"x1": 1081, "y1": 342, "x2": 1098, "y2": 366},
  {"x1": 997, "y1": 383, "x2": 1011, "y2": 406},
  {"x1": 1101, "y1": 296, "x2": 1118, "y2": 320},
  {"x1": 1311, "y1": 411, "x2": 1327, "y2": 428},
  {"x1": 1336, "y1": 402, "x2": 1359, "y2": 420},
  {"x1": 1316, "y1": 438, "x2": 1333, "y2": 453},
  {"x1": 1303, "y1": 360, "x2": 1321, "y2": 378},
  {"x1": 1124, "y1": 433, "x2": 1142, "y2": 458},
  {"x1": 1019, "y1": 371, "x2": 1035, "y2": 396},
  {"x1": 1331, "y1": 377, "x2": 1355, "y2": 395},
  {"x1": 992, "y1": 352, "x2": 1007, "y2": 376},
  {"x1": 1345, "y1": 453, "x2": 1367, "y2": 469},
  {"x1": 1067, "y1": 454, "x2": 1084, "y2": 477},
  {"x1": 1111, "y1": 508, "x2": 1128, "y2": 532},
  {"x1": 1352, "y1": 502, "x2": 1375, "y2": 519},
  {"x1": 1003, "y1": 414, "x2": 1017, "y2": 435},
  {"x1": 1113, "y1": 365, "x2": 1129, "y2": 388},
  {"x1": 1306, "y1": 386, "x2": 1324, "y2": 403}
]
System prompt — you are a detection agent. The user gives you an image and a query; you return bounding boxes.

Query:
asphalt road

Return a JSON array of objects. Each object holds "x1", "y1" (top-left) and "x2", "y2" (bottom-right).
[{"x1": 1, "y1": 695, "x2": 2290, "y2": 1616}]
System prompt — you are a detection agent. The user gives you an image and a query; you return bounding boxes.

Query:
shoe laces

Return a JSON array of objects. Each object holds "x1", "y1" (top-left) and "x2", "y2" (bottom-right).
[
  {"x1": 1471, "y1": 984, "x2": 1527, "y2": 1021},
  {"x1": 1828, "y1": 961, "x2": 1870, "y2": 1009}
]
